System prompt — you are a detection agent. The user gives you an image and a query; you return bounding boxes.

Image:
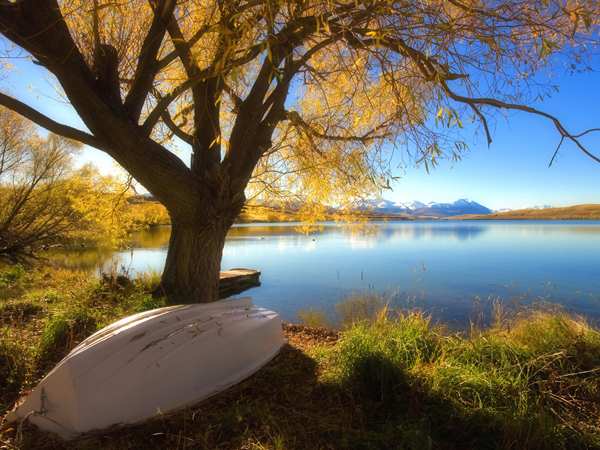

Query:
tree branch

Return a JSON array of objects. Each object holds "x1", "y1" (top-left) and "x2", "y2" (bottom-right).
[
  {"x1": 285, "y1": 110, "x2": 391, "y2": 144},
  {"x1": 357, "y1": 31, "x2": 600, "y2": 165},
  {"x1": 439, "y1": 79, "x2": 600, "y2": 165},
  {"x1": 155, "y1": 0, "x2": 264, "y2": 72},
  {"x1": 0, "y1": 92, "x2": 107, "y2": 150},
  {"x1": 124, "y1": 0, "x2": 177, "y2": 121},
  {"x1": 222, "y1": 82, "x2": 243, "y2": 112},
  {"x1": 142, "y1": 74, "x2": 207, "y2": 132},
  {"x1": 468, "y1": 103, "x2": 492, "y2": 146},
  {"x1": 156, "y1": 23, "x2": 212, "y2": 71},
  {"x1": 160, "y1": 109, "x2": 194, "y2": 145}
]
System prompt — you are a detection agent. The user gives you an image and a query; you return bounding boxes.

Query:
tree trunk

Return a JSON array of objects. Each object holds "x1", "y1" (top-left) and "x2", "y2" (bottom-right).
[{"x1": 158, "y1": 219, "x2": 230, "y2": 304}]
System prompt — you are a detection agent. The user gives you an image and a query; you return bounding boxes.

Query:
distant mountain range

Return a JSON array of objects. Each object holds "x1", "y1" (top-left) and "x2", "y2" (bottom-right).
[
  {"x1": 131, "y1": 192, "x2": 523, "y2": 218},
  {"x1": 356, "y1": 198, "x2": 492, "y2": 217}
]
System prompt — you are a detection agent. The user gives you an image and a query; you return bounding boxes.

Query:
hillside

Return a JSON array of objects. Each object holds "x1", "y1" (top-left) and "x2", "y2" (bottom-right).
[{"x1": 455, "y1": 204, "x2": 600, "y2": 220}]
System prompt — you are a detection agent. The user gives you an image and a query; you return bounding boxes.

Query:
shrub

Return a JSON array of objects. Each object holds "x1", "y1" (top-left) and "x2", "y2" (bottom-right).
[
  {"x1": 0, "y1": 331, "x2": 27, "y2": 414},
  {"x1": 37, "y1": 307, "x2": 97, "y2": 371},
  {"x1": 297, "y1": 308, "x2": 331, "y2": 328},
  {"x1": 0, "y1": 264, "x2": 25, "y2": 289},
  {"x1": 130, "y1": 293, "x2": 166, "y2": 313},
  {"x1": 0, "y1": 299, "x2": 44, "y2": 324}
]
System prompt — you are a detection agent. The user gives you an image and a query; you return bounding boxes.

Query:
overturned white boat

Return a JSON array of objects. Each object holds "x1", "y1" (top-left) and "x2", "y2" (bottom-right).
[{"x1": 7, "y1": 297, "x2": 284, "y2": 439}]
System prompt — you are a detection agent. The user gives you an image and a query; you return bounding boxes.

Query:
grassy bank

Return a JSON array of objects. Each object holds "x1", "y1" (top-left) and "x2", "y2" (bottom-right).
[{"x1": 1, "y1": 266, "x2": 599, "y2": 449}]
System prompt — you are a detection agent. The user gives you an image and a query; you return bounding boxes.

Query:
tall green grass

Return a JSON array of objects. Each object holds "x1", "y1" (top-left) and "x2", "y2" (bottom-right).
[
  {"x1": 0, "y1": 264, "x2": 25, "y2": 288},
  {"x1": 0, "y1": 330, "x2": 28, "y2": 413},
  {"x1": 323, "y1": 309, "x2": 600, "y2": 449}
]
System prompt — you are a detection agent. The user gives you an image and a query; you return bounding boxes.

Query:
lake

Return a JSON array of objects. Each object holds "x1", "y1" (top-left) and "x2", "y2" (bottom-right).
[{"x1": 52, "y1": 220, "x2": 600, "y2": 327}]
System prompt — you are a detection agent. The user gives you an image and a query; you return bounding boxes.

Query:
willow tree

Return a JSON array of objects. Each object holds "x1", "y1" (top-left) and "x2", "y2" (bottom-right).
[{"x1": 0, "y1": 1, "x2": 598, "y2": 303}]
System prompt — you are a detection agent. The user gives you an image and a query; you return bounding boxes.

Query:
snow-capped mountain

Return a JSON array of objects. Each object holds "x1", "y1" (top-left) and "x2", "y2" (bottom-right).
[
  {"x1": 402, "y1": 200, "x2": 427, "y2": 210},
  {"x1": 355, "y1": 199, "x2": 410, "y2": 213},
  {"x1": 413, "y1": 199, "x2": 492, "y2": 217},
  {"x1": 357, "y1": 198, "x2": 492, "y2": 217}
]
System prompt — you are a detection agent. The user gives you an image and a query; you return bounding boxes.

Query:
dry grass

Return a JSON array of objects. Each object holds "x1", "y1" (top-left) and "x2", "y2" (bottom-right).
[{"x1": 456, "y1": 204, "x2": 600, "y2": 220}]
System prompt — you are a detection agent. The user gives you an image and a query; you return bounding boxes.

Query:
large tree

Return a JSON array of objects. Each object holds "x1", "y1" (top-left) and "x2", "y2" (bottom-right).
[{"x1": 0, "y1": 0, "x2": 598, "y2": 303}]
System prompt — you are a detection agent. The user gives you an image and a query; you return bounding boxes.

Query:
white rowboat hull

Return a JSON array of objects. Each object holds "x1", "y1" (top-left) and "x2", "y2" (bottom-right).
[{"x1": 7, "y1": 297, "x2": 285, "y2": 439}]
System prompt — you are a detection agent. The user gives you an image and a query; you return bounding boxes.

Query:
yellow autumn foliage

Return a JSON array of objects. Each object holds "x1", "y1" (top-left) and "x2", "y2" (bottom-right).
[{"x1": 51, "y1": 0, "x2": 600, "y2": 222}]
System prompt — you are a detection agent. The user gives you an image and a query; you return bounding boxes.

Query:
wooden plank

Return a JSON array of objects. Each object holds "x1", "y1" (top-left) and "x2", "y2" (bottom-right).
[{"x1": 219, "y1": 268, "x2": 261, "y2": 298}]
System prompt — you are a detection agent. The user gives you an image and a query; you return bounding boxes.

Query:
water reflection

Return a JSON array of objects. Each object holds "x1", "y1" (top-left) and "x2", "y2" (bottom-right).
[
  {"x1": 111, "y1": 221, "x2": 493, "y2": 252},
  {"x1": 45, "y1": 220, "x2": 600, "y2": 325},
  {"x1": 130, "y1": 226, "x2": 171, "y2": 248},
  {"x1": 45, "y1": 247, "x2": 117, "y2": 271},
  {"x1": 370, "y1": 222, "x2": 488, "y2": 241}
]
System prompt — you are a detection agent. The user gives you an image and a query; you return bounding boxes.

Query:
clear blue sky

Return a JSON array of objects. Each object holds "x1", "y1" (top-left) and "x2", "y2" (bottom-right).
[
  {"x1": 1, "y1": 38, "x2": 600, "y2": 211},
  {"x1": 387, "y1": 67, "x2": 600, "y2": 210}
]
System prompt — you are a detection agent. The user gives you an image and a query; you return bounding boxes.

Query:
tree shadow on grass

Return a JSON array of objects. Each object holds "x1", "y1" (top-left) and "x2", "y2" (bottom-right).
[{"x1": 7, "y1": 340, "x2": 596, "y2": 450}]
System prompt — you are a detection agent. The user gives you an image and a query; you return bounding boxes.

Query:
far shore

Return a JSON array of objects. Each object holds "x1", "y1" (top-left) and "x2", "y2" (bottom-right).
[
  {"x1": 126, "y1": 203, "x2": 600, "y2": 232},
  {"x1": 128, "y1": 197, "x2": 600, "y2": 226},
  {"x1": 452, "y1": 203, "x2": 600, "y2": 221},
  {"x1": 240, "y1": 203, "x2": 600, "y2": 223}
]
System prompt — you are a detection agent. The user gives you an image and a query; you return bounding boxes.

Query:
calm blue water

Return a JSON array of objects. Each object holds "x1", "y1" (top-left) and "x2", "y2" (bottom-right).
[{"x1": 67, "y1": 220, "x2": 600, "y2": 327}]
